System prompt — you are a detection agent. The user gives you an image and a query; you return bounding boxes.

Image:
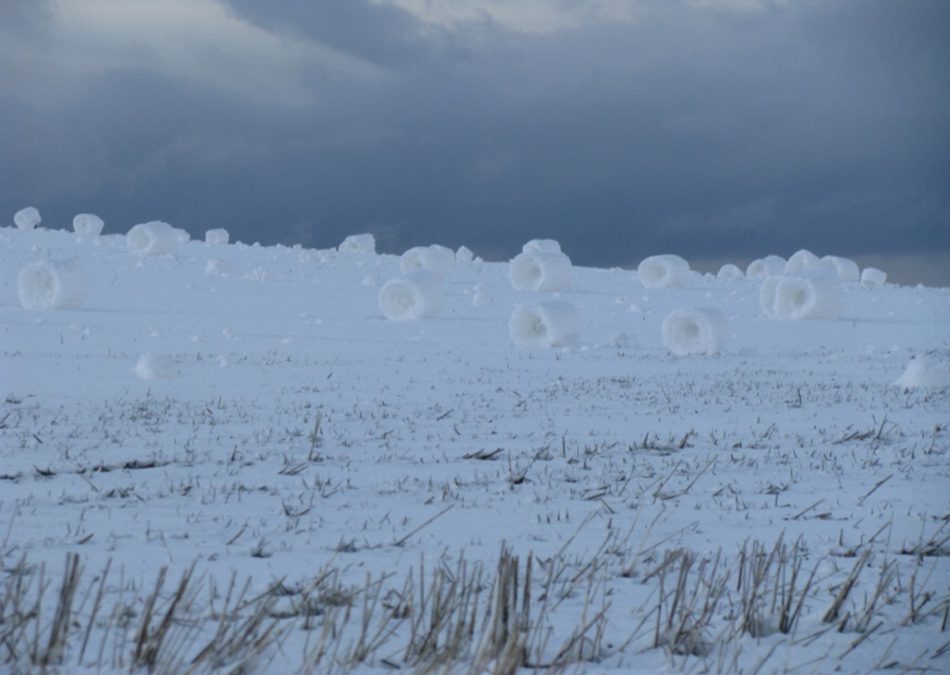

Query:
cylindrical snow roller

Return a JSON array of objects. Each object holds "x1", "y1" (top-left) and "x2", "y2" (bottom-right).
[
  {"x1": 17, "y1": 259, "x2": 87, "y2": 310},
  {"x1": 662, "y1": 307, "x2": 729, "y2": 356},
  {"x1": 339, "y1": 233, "x2": 375, "y2": 254},
  {"x1": 765, "y1": 275, "x2": 844, "y2": 321},
  {"x1": 509, "y1": 301, "x2": 580, "y2": 348},
  {"x1": 638, "y1": 254, "x2": 690, "y2": 289},
  {"x1": 378, "y1": 269, "x2": 444, "y2": 320},
  {"x1": 860, "y1": 267, "x2": 887, "y2": 289},
  {"x1": 400, "y1": 245, "x2": 456, "y2": 278},
  {"x1": 785, "y1": 249, "x2": 831, "y2": 274},
  {"x1": 127, "y1": 221, "x2": 179, "y2": 256},
  {"x1": 522, "y1": 239, "x2": 562, "y2": 254},
  {"x1": 746, "y1": 255, "x2": 785, "y2": 279},
  {"x1": 509, "y1": 251, "x2": 573, "y2": 291},
  {"x1": 205, "y1": 228, "x2": 229, "y2": 245},
  {"x1": 822, "y1": 256, "x2": 859, "y2": 283},
  {"x1": 717, "y1": 263, "x2": 744, "y2": 280},
  {"x1": 73, "y1": 213, "x2": 104, "y2": 236},
  {"x1": 14, "y1": 207, "x2": 41, "y2": 230}
]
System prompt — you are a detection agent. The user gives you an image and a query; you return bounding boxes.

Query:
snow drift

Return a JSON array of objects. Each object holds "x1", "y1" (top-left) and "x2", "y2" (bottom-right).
[
  {"x1": 509, "y1": 251, "x2": 573, "y2": 292},
  {"x1": 762, "y1": 275, "x2": 844, "y2": 321},
  {"x1": 127, "y1": 221, "x2": 179, "y2": 256},
  {"x1": 662, "y1": 307, "x2": 729, "y2": 356},
  {"x1": 14, "y1": 207, "x2": 41, "y2": 230},
  {"x1": 17, "y1": 259, "x2": 87, "y2": 310},
  {"x1": 73, "y1": 213, "x2": 104, "y2": 236},
  {"x1": 509, "y1": 301, "x2": 580, "y2": 348},
  {"x1": 638, "y1": 255, "x2": 690, "y2": 289},
  {"x1": 340, "y1": 233, "x2": 376, "y2": 255},
  {"x1": 378, "y1": 270, "x2": 444, "y2": 320}
]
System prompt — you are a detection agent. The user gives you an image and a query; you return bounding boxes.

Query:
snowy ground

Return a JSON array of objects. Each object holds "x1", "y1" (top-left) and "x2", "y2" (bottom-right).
[{"x1": 2, "y1": 226, "x2": 948, "y2": 674}]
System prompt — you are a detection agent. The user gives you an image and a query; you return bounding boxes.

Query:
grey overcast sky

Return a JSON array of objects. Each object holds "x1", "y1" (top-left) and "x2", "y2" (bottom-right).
[{"x1": 2, "y1": 0, "x2": 948, "y2": 285}]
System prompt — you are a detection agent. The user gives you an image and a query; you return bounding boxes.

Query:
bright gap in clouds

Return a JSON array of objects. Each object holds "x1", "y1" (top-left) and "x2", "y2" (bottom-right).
[
  {"x1": 375, "y1": 0, "x2": 774, "y2": 33},
  {"x1": 48, "y1": 0, "x2": 378, "y2": 106}
]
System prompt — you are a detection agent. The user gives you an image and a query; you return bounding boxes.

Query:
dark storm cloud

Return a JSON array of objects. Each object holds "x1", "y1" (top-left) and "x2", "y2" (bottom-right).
[
  {"x1": 1, "y1": 0, "x2": 947, "y2": 285},
  {"x1": 223, "y1": 0, "x2": 430, "y2": 65}
]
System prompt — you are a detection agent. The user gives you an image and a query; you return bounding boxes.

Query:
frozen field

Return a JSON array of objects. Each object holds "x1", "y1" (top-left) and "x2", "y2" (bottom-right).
[{"x1": 1, "y1": 225, "x2": 949, "y2": 674}]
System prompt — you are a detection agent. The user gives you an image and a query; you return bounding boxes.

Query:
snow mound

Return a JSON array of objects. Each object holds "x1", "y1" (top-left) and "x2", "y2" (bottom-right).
[
  {"x1": 717, "y1": 263, "x2": 744, "y2": 280},
  {"x1": 400, "y1": 245, "x2": 455, "y2": 278},
  {"x1": 17, "y1": 259, "x2": 87, "y2": 310},
  {"x1": 339, "y1": 233, "x2": 375, "y2": 255},
  {"x1": 746, "y1": 255, "x2": 785, "y2": 279},
  {"x1": 205, "y1": 229, "x2": 229, "y2": 245},
  {"x1": 509, "y1": 301, "x2": 579, "y2": 348},
  {"x1": 509, "y1": 251, "x2": 573, "y2": 292},
  {"x1": 133, "y1": 354, "x2": 179, "y2": 380},
  {"x1": 379, "y1": 269, "x2": 444, "y2": 320},
  {"x1": 861, "y1": 267, "x2": 887, "y2": 289},
  {"x1": 762, "y1": 275, "x2": 843, "y2": 321},
  {"x1": 127, "y1": 221, "x2": 179, "y2": 256},
  {"x1": 73, "y1": 213, "x2": 104, "y2": 236},
  {"x1": 662, "y1": 307, "x2": 728, "y2": 356},
  {"x1": 14, "y1": 207, "x2": 41, "y2": 230},
  {"x1": 894, "y1": 356, "x2": 950, "y2": 390},
  {"x1": 638, "y1": 255, "x2": 690, "y2": 289}
]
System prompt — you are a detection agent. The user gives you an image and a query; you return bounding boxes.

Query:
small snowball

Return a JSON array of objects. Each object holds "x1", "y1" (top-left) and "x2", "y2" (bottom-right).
[
  {"x1": 861, "y1": 267, "x2": 887, "y2": 289},
  {"x1": 339, "y1": 233, "x2": 376, "y2": 254},
  {"x1": 609, "y1": 332, "x2": 636, "y2": 349},
  {"x1": 400, "y1": 245, "x2": 455, "y2": 278},
  {"x1": 73, "y1": 213, "x2": 104, "y2": 236},
  {"x1": 14, "y1": 207, "x2": 41, "y2": 230},
  {"x1": 205, "y1": 259, "x2": 231, "y2": 276},
  {"x1": 456, "y1": 245, "x2": 474, "y2": 262},
  {"x1": 205, "y1": 228, "x2": 229, "y2": 245},
  {"x1": 133, "y1": 354, "x2": 179, "y2": 380},
  {"x1": 717, "y1": 263, "x2": 744, "y2": 280}
]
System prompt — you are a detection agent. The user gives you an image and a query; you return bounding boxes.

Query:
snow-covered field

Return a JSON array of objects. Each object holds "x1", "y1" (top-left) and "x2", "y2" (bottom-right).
[{"x1": 2, "y1": 224, "x2": 948, "y2": 674}]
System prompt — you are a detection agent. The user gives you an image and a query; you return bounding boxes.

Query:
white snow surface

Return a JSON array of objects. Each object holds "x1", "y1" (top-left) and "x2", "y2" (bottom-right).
[{"x1": 1, "y1": 225, "x2": 949, "y2": 674}]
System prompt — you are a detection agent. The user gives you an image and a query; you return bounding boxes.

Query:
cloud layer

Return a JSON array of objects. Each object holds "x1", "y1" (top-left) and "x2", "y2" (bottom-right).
[{"x1": 2, "y1": 0, "x2": 948, "y2": 283}]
